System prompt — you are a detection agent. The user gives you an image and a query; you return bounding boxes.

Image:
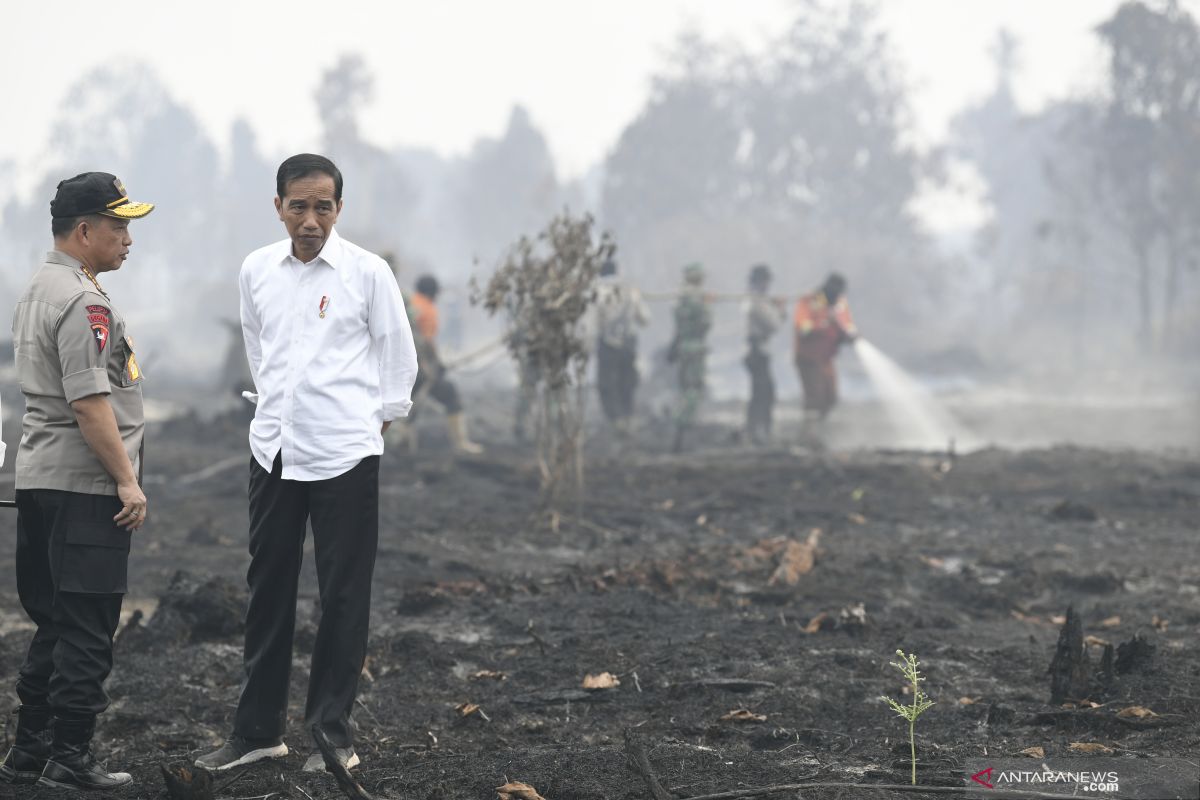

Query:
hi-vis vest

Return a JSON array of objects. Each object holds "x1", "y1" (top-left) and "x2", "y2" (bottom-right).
[{"x1": 793, "y1": 292, "x2": 856, "y2": 361}]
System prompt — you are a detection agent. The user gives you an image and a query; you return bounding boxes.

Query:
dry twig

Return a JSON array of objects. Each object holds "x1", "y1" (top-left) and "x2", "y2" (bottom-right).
[
  {"x1": 622, "y1": 729, "x2": 675, "y2": 800},
  {"x1": 312, "y1": 725, "x2": 373, "y2": 800}
]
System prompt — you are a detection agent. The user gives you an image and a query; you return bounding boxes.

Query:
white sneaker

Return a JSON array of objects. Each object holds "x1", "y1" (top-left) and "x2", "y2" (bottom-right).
[
  {"x1": 195, "y1": 736, "x2": 288, "y2": 771},
  {"x1": 302, "y1": 747, "x2": 359, "y2": 773}
]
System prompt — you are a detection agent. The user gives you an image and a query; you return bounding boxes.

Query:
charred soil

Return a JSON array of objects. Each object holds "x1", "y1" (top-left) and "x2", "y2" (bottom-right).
[{"x1": 0, "y1": 414, "x2": 1196, "y2": 799}]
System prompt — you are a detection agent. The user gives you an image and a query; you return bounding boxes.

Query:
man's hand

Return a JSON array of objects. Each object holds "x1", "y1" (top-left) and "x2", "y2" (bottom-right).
[
  {"x1": 114, "y1": 480, "x2": 148, "y2": 531},
  {"x1": 71, "y1": 394, "x2": 145, "y2": 530}
]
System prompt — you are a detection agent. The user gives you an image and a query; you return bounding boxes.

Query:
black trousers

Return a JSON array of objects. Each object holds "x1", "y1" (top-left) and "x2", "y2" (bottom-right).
[
  {"x1": 745, "y1": 345, "x2": 776, "y2": 436},
  {"x1": 14, "y1": 490, "x2": 127, "y2": 716},
  {"x1": 411, "y1": 370, "x2": 463, "y2": 416},
  {"x1": 234, "y1": 454, "x2": 379, "y2": 748},
  {"x1": 596, "y1": 340, "x2": 638, "y2": 422}
]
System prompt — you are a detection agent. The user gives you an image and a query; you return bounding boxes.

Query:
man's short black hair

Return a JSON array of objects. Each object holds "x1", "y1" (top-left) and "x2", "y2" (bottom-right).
[
  {"x1": 51, "y1": 213, "x2": 104, "y2": 239},
  {"x1": 276, "y1": 153, "x2": 343, "y2": 201},
  {"x1": 415, "y1": 274, "x2": 440, "y2": 299},
  {"x1": 823, "y1": 272, "x2": 847, "y2": 300},
  {"x1": 749, "y1": 263, "x2": 772, "y2": 285}
]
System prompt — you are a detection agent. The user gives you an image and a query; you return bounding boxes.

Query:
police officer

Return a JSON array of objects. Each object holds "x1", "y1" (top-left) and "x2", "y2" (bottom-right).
[
  {"x1": 3, "y1": 172, "x2": 153, "y2": 790},
  {"x1": 593, "y1": 258, "x2": 650, "y2": 439},
  {"x1": 743, "y1": 264, "x2": 785, "y2": 444}
]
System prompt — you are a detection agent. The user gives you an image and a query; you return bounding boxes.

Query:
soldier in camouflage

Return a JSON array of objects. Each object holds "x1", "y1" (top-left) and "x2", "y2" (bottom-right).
[{"x1": 667, "y1": 263, "x2": 712, "y2": 453}]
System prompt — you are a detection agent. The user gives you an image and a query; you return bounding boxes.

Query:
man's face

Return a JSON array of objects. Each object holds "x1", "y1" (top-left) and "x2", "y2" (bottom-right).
[
  {"x1": 275, "y1": 173, "x2": 342, "y2": 261},
  {"x1": 82, "y1": 215, "x2": 132, "y2": 273}
]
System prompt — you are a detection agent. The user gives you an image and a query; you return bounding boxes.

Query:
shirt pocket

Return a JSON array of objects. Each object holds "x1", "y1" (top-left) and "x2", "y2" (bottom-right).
[
  {"x1": 118, "y1": 335, "x2": 144, "y2": 387},
  {"x1": 58, "y1": 522, "x2": 131, "y2": 594}
]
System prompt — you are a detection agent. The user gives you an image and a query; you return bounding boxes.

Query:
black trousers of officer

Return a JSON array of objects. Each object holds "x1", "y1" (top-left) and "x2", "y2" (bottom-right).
[
  {"x1": 14, "y1": 490, "x2": 127, "y2": 716},
  {"x1": 234, "y1": 453, "x2": 379, "y2": 748},
  {"x1": 744, "y1": 344, "x2": 776, "y2": 437},
  {"x1": 596, "y1": 340, "x2": 638, "y2": 422}
]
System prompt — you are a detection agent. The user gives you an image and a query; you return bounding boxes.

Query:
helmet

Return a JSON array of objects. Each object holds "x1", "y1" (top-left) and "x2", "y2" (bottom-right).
[{"x1": 683, "y1": 262, "x2": 705, "y2": 284}]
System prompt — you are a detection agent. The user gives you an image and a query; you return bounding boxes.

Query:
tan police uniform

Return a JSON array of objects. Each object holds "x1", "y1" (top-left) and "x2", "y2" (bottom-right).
[
  {"x1": 14, "y1": 250, "x2": 145, "y2": 498},
  {"x1": 9, "y1": 249, "x2": 144, "y2": 714},
  {"x1": 2, "y1": 171, "x2": 153, "y2": 791}
]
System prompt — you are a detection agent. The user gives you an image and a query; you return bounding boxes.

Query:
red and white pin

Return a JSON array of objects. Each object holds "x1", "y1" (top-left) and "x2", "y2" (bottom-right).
[{"x1": 319, "y1": 295, "x2": 331, "y2": 319}]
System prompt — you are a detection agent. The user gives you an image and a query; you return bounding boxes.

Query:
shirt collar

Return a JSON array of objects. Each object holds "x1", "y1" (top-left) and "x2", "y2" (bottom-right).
[
  {"x1": 278, "y1": 227, "x2": 343, "y2": 269},
  {"x1": 45, "y1": 250, "x2": 83, "y2": 269}
]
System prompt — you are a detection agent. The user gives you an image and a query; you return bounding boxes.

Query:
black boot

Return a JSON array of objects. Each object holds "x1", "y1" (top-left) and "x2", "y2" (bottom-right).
[
  {"x1": 38, "y1": 713, "x2": 132, "y2": 791},
  {"x1": 0, "y1": 705, "x2": 52, "y2": 784}
]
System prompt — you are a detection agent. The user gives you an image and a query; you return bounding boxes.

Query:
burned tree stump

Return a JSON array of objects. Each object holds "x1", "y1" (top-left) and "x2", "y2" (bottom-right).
[
  {"x1": 1048, "y1": 606, "x2": 1091, "y2": 704},
  {"x1": 1116, "y1": 634, "x2": 1156, "y2": 674},
  {"x1": 119, "y1": 571, "x2": 246, "y2": 651},
  {"x1": 160, "y1": 763, "x2": 214, "y2": 800}
]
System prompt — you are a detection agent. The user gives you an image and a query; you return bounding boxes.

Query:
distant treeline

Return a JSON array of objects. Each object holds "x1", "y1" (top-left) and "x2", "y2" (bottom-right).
[{"x1": 1, "y1": 0, "x2": 1196, "y2": 381}]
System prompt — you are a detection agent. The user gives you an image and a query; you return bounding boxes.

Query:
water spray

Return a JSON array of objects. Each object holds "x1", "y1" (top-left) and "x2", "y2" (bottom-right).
[{"x1": 853, "y1": 339, "x2": 981, "y2": 452}]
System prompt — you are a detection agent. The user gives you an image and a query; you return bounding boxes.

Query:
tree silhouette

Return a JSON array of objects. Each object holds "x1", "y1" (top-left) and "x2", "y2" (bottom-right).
[
  {"x1": 602, "y1": 1, "x2": 938, "y2": 353},
  {"x1": 1097, "y1": 0, "x2": 1200, "y2": 349},
  {"x1": 457, "y1": 106, "x2": 562, "y2": 268},
  {"x1": 314, "y1": 54, "x2": 416, "y2": 250}
]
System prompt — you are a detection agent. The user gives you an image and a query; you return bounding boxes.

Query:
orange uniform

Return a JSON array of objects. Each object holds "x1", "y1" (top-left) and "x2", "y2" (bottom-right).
[
  {"x1": 793, "y1": 292, "x2": 856, "y2": 415},
  {"x1": 409, "y1": 291, "x2": 439, "y2": 342}
]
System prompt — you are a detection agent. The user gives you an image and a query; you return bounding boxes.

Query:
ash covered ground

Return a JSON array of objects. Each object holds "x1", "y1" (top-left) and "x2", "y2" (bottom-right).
[{"x1": 0, "y1": 388, "x2": 1196, "y2": 800}]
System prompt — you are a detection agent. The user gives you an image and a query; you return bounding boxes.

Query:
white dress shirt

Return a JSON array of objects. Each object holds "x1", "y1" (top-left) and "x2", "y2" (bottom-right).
[{"x1": 240, "y1": 228, "x2": 418, "y2": 481}]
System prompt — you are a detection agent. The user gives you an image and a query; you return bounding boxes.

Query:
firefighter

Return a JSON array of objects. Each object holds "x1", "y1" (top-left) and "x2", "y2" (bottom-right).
[
  {"x1": 743, "y1": 263, "x2": 785, "y2": 444},
  {"x1": 593, "y1": 258, "x2": 650, "y2": 438},
  {"x1": 793, "y1": 272, "x2": 857, "y2": 430},
  {"x1": 407, "y1": 275, "x2": 484, "y2": 454}
]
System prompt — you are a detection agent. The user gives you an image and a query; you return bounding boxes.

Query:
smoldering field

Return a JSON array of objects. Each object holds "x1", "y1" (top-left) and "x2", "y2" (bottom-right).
[
  {"x1": 0, "y1": 375, "x2": 1197, "y2": 799},
  {"x1": 1, "y1": 1, "x2": 1199, "y2": 796}
]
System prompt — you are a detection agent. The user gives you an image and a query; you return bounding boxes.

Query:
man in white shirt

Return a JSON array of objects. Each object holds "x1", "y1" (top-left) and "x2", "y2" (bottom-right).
[{"x1": 197, "y1": 154, "x2": 418, "y2": 774}]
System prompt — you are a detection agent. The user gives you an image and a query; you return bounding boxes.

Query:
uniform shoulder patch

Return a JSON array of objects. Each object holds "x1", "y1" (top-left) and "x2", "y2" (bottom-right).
[{"x1": 86, "y1": 304, "x2": 110, "y2": 353}]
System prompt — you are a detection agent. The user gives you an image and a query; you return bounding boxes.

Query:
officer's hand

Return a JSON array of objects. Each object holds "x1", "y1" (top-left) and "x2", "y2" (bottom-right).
[{"x1": 114, "y1": 481, "x2": 148, "y2": 531}]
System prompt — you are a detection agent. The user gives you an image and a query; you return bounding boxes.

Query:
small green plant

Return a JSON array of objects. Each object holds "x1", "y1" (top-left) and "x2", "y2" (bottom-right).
[{"x1": 881, "y1": 649, "x2": 935, "y2": 785}]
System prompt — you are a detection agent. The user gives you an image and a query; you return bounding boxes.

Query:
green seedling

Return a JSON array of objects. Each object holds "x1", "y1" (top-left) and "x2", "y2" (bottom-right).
[{"x1": 881, "y1": 649, "x2": 935, "y2": 785}]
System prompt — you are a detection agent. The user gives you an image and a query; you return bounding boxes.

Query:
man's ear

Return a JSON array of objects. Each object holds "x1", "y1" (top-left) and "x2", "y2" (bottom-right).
[{"x1": 274, "y1": 196, "x2": 283, "y2": 219}]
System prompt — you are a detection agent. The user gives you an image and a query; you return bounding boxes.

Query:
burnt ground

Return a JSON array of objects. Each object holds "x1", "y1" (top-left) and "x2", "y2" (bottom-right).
[{"x1": 0, "y1": 403, "x2": 1197, "y2": 799}]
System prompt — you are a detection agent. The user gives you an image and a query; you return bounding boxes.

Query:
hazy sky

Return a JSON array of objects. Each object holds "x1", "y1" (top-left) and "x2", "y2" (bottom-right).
[{"x1": 1, "y1": 0, "x2": 1190, "y2": 197}]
